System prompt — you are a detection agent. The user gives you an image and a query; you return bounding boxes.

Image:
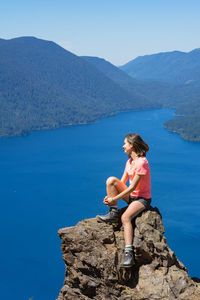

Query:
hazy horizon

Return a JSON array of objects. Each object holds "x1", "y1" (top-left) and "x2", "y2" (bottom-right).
[
  {"x1": 1, "y1": 0, "x2": 200, "y2": 65},
  {"x1": 2, "y1": 35, "x2": 200, "y2": 67}
]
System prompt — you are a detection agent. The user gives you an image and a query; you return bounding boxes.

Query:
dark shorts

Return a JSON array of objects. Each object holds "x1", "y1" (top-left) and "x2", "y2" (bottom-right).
[{"x1": 128, "y1": 196, "x2": 151, "y2": 210}]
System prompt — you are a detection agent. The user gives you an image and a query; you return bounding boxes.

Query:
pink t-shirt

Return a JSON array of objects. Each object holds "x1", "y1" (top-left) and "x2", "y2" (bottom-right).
[{"x1": 124, "y1": 156, "x2": 151, "y2": 198}]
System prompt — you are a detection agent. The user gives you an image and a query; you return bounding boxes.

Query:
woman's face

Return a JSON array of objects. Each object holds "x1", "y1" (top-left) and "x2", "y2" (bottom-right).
[{"x1": 123, "y1": 138, "x2": 133, "y2": 154}]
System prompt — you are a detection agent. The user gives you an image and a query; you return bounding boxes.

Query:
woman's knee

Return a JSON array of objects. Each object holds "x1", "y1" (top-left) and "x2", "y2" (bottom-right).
[
  {"x1": 121, "y1": 213, "x2": 131, "y2": 225},
  {"x1": 106, "y1": 176, "x2": 117, "y2": 186}
]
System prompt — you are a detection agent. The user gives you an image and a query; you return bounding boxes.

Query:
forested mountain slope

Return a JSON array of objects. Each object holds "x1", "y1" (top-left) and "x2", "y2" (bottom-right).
[
  {"x1": 120, "y1": 49, "x2": 200, "y2": 85},
  {"x1": 84, "y1": 55, "x2": 200, "y2": 142},
  {"x1": 83, "y1": 56, "x2": 178, "y2": 107},
  {"x1": 1, "y1": 37, "x2": 200, "y2": 141},
  {"x1": 0, "y1": 37, "x2": 145, "y2": 137}
]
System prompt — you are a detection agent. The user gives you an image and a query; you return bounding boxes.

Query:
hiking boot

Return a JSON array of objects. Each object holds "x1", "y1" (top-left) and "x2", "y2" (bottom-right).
[
  {"x1": 120, "y1": 249, "x2": 135, "y2": 268},
  {"x1": 97, "y1": 207, "x2": 119, "y2": 224}
]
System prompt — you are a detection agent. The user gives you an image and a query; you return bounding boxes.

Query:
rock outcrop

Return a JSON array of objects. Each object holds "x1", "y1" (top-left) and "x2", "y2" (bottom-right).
[{"x1": 57, "y1": 207, "x2": 200, "y2": 299}]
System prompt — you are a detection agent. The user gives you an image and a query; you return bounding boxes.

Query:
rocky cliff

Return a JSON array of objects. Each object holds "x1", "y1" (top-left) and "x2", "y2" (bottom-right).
[{"x1": 57, "y1": 207, "x2": 200, "y2": 299}]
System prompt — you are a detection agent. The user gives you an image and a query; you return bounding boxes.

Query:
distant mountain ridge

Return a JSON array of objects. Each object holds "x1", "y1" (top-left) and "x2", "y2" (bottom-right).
[
  {"x1": 82, "y1": 56, "x2": 161, "y2": 108},
  {"x1": 82, "y1": 56, "x2": 174, "y2": 107},
  {"x1": 120, "y1": 49, "x2": 200, "y2": 84},
  {"x1": 83, "y1": 55, "x2": 200, "y2": 142},
  {"x1": 0, "y1": 36, "x2": 147, "y2": 137}
]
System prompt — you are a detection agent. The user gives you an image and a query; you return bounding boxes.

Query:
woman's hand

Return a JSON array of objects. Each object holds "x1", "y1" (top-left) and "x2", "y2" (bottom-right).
[{"x1": 103, "y1": 196, "x2": 115, "y2": 206}]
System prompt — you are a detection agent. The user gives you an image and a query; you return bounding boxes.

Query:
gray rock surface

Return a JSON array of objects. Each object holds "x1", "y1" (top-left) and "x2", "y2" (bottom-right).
[{"x1": 57, "y1": 207, "x2": 200, "y2": 299}]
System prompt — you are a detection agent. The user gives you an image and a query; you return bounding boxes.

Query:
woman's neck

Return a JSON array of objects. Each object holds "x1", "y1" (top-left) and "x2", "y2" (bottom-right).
[{"x1": 130, "y1": 152, "x2": 138, "y2": 161}]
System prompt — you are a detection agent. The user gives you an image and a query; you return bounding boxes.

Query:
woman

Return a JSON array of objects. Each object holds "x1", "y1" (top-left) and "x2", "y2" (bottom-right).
[{"x1": 98, "y1": 133, "x2": 151, "y2": 267}]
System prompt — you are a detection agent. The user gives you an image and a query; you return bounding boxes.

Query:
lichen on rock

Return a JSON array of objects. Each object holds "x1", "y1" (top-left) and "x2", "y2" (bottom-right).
[{"x1": 57, "y1": 207, "x2": 200, "y2": 300}]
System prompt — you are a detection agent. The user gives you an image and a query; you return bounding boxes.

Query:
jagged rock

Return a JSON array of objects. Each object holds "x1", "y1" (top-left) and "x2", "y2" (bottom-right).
[{"x1": 57, "y1": 207, "x2": 200, "y2": 299}]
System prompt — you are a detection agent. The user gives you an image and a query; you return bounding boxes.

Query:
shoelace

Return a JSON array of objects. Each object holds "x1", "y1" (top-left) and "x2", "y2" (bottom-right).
[{"x1": 125, "y1": 250, "x2": 132, "y2": 256}]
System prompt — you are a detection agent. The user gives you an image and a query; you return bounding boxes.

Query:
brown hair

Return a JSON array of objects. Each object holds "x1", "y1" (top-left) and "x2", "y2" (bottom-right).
[{"x1": 125, "y1": 133, "x2": 149, "y2": 157}]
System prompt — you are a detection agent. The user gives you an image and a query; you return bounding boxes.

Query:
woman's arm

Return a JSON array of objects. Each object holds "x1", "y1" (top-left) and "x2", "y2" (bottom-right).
[
  {"x1": 114, "y1": 174, "x2": 141, "y2": 201},
  {"x1": 121, "y1": 170, "x2": 129, "y2": 185},
  {"x1": 104, "y1": 174, "x2": 141, "y2": 205}
]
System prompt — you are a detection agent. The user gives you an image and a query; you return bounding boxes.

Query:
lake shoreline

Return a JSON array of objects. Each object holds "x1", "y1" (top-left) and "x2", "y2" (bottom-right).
[{"x1": 1, "y1": 107, "x2": 199, "y2": 143}]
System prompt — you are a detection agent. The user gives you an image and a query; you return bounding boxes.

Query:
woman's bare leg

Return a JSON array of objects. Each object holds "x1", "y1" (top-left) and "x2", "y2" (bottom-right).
[
  {"x1": 121, "y1": 201, "x2": 145, "y2": 245},
  {"x1": 106, "y1": 176, "x2": 129, "y2": 206}
]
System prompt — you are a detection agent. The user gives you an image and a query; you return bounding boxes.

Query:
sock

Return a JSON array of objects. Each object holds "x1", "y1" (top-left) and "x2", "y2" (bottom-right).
[{"x1": 125, "y1": 245, "x2": 133, "y2": 251}]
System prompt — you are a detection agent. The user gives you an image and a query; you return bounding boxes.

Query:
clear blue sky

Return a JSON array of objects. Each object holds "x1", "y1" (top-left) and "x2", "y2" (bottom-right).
[{"x1": 1, "y1": 0, "x2": 200, "y2": 65}]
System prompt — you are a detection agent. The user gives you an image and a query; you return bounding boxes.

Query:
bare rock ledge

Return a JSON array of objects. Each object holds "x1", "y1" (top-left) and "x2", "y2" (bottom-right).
[{"x1": 57, "y1": 207, "x2": 200, "y2": 300}]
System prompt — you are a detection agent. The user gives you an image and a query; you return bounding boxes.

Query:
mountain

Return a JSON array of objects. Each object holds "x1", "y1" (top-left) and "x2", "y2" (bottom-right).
[
  {"x1": 83, "y1": 56, "x2": 200, "y2": 111},
  {"x1": 1, "y1": 37, "x2": 200, "y2": 142},
  {"x1": 57, "y1": 208, "x2": 200, "y2": 299},
  {"x1": 82, "y1": 56, "x2": 175, "y2": 108},
  {"x1": 120, "y1": 49, "x2": 200, "y2": 84},
  {"x1": 0, "y1": 37, "x2": 146, "y2": 137},
  {"x1": 83, "y1": 55, "x2": 200, "y2": 142},
  {"x1": 120, "y1": 49, "x2": 200, "y2": 142}
]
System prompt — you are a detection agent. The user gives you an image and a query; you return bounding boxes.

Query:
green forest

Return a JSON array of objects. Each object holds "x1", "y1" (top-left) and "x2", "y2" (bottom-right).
[
  {"x1": 164, "y1": 115, "x2": 200, "y2": 142},
  {"x1": 84, "y1": 56, "x2": 200, "y2": 142},
  {"x1": 0, "y1": 37, "x2": 200, "y2": 142}
]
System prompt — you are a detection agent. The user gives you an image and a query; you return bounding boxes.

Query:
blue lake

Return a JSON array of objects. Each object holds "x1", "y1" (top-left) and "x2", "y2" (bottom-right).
[{"x1": 0, "y1": 109, "x2": 200, "y2": 300}]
